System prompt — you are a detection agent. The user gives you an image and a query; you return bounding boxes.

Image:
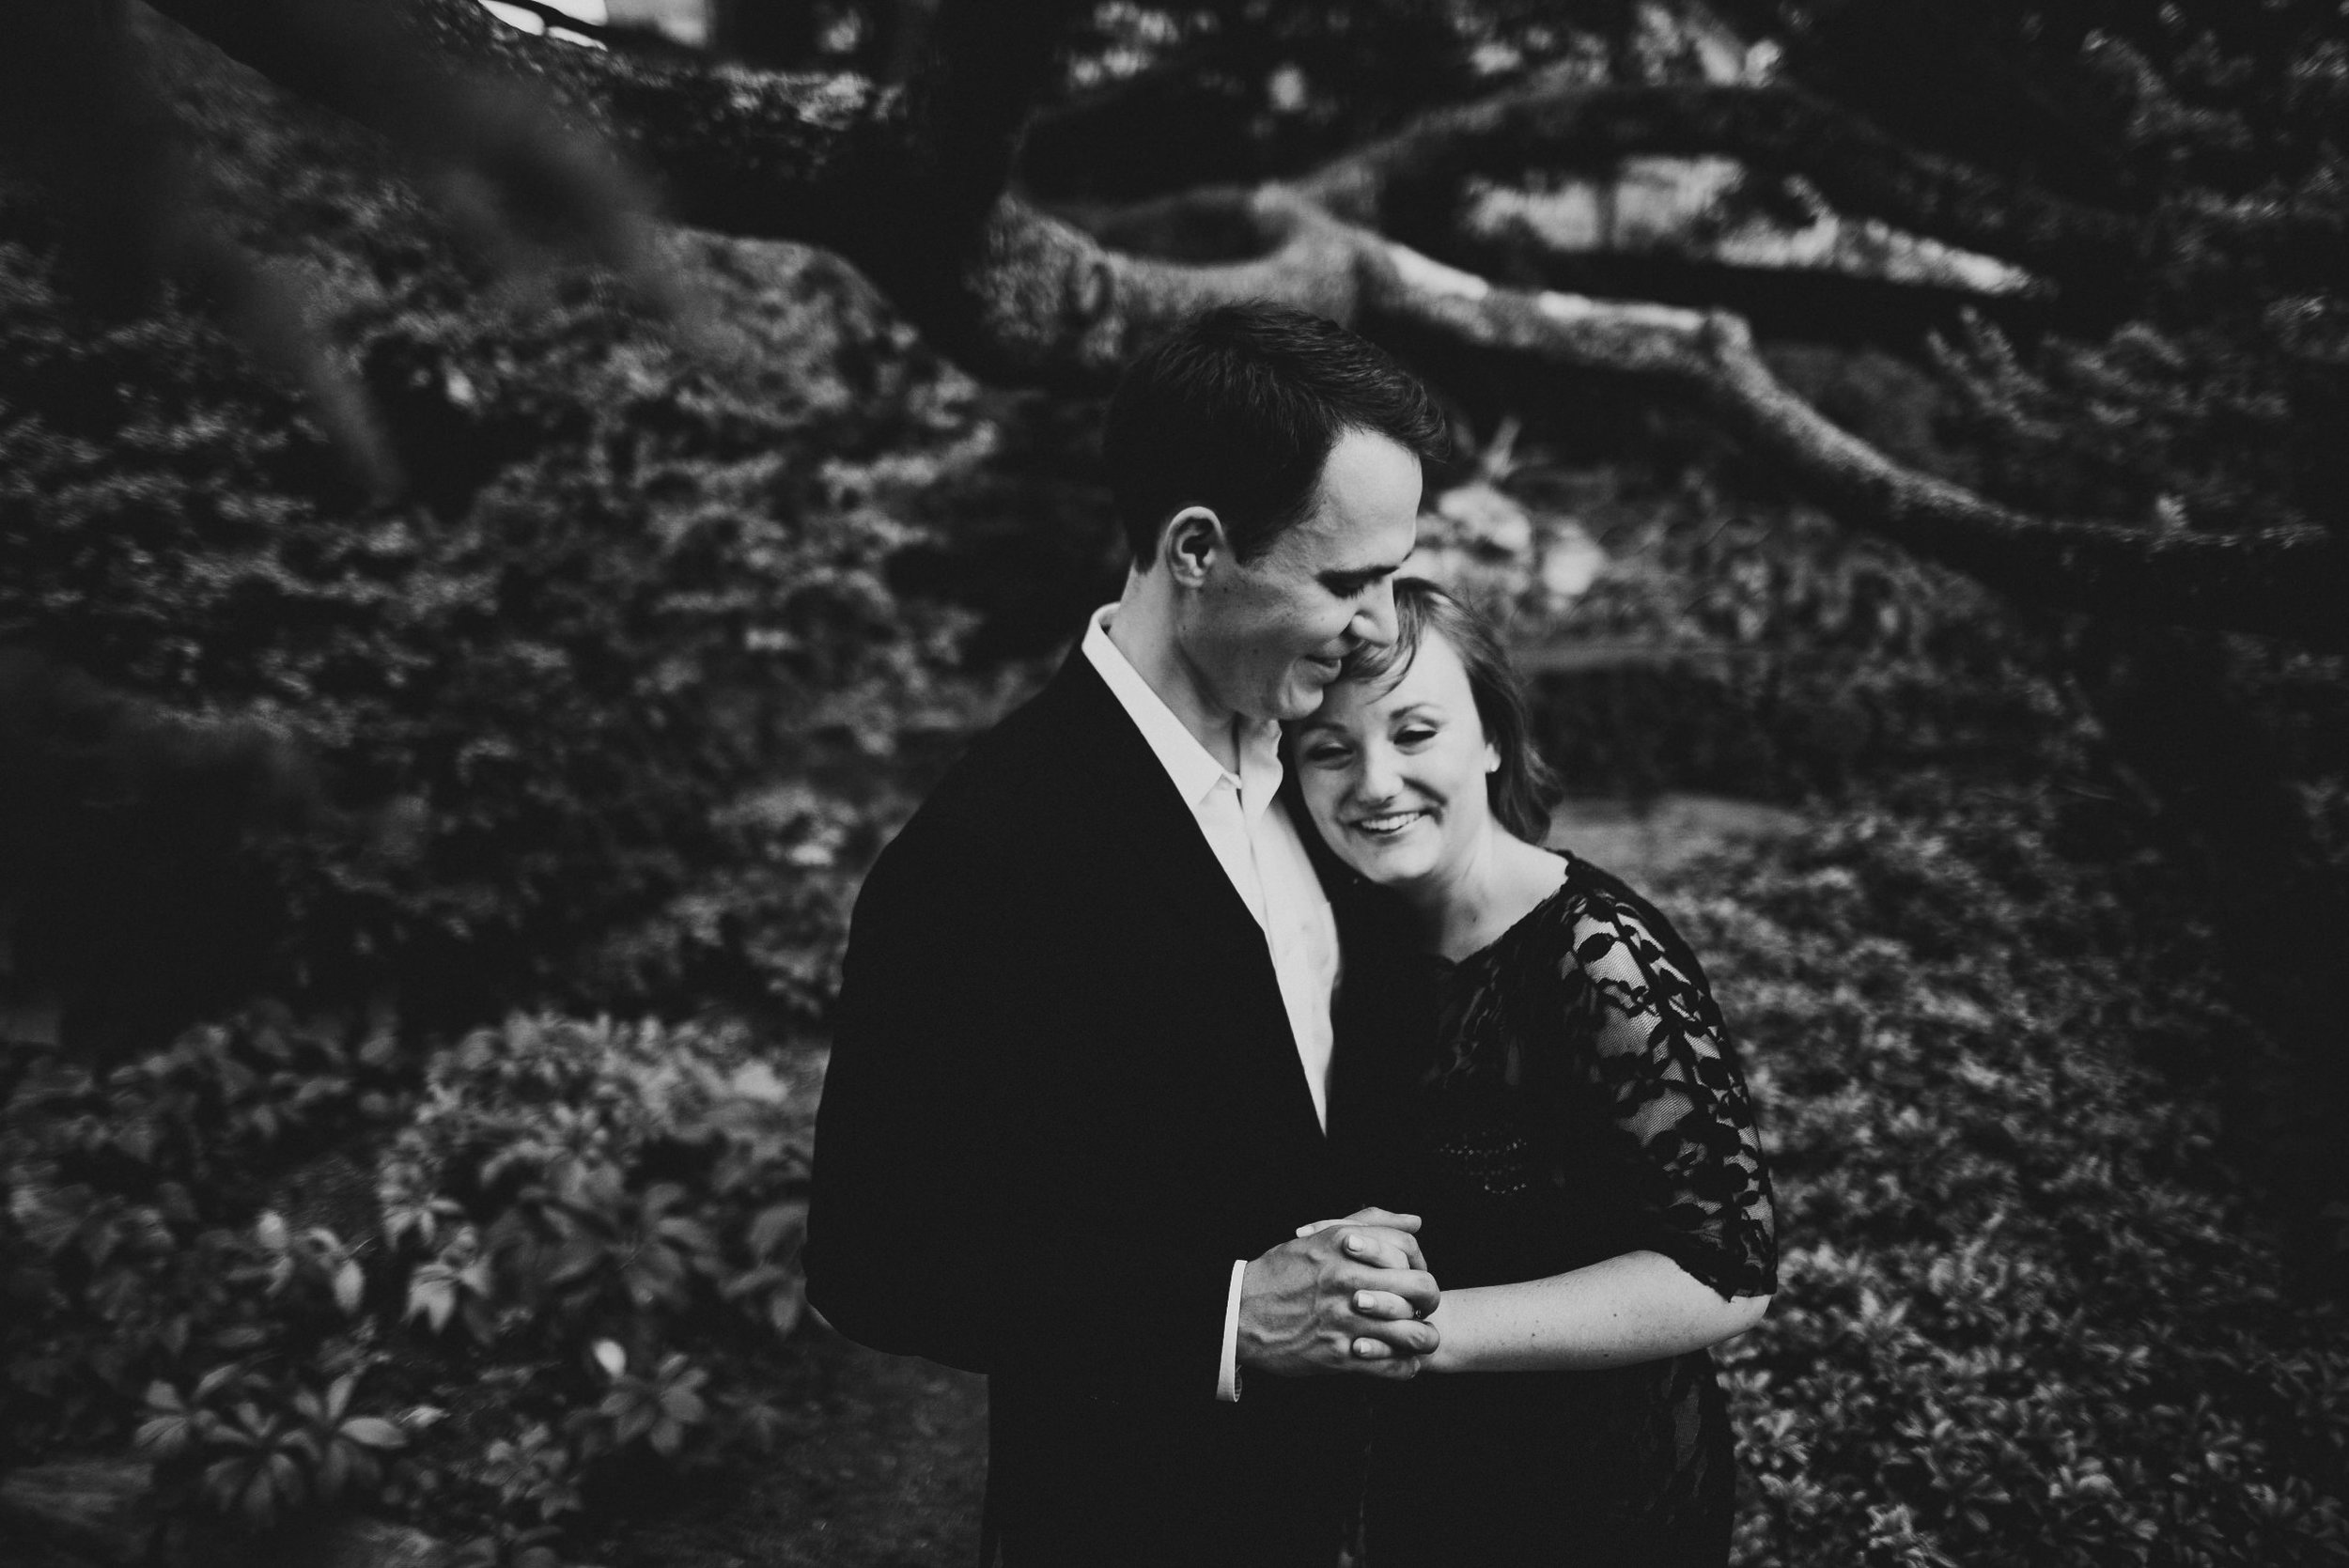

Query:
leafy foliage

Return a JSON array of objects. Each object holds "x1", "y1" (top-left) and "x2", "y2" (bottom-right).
[
  {"x1": 1483, "y1": 458, "x2": 2085, "y2": 800},
  {"x1": 1633, "y1": 789, "x2": 2349, "y2": 1566},
  {"x1": 2, "y1": 1007, "x2": 818, "y2": 1556},
  {"x1": 0, "y1": 23, "x2": 996, "y2": 1059},
  {"x1": 361, "y1": 1014, "x2": 819, "y2": 1547},
  {"x1": 1708, "y1": 0, "x2": 2349, "y2": 543},
  {"x1": 138, "y1": 1366, "x2": 411, "y2": 1529},
  {"x1": 5, "y1": 1015, "x2": 421, "y2": 1558}
]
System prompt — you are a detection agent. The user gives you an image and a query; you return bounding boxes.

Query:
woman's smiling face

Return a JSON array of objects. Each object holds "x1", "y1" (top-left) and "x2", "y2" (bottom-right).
[{"x1": 1294, "y1": 626, "x2": 1500, "y2": 890}]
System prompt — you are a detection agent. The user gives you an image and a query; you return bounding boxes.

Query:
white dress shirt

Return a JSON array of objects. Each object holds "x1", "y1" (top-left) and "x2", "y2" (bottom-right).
[{"x1": 1081, "y1": 608, "x2": 1341, "y2": 1400}]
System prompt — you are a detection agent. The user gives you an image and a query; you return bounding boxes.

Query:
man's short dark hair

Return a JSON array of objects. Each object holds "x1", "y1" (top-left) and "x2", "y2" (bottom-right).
[{"x1": 1103, "y1": 303, "x2": 1449, "y2": 568}]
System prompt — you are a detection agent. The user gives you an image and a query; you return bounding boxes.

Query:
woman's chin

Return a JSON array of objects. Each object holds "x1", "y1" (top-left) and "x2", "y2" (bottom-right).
[{"x1": 1337, "y1": 841, "x2": 1438, "y2": 888}]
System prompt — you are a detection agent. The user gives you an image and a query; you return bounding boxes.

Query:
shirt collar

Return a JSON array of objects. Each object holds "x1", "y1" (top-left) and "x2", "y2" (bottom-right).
[{"x1": 1081, "y1": 606, "x2": 1285, "y2": 818}]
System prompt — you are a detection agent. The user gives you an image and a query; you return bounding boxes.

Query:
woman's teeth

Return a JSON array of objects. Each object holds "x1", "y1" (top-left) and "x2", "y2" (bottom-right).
[{"x1": 1356, "y1": 811, "x2": 1423, "y2": 836}]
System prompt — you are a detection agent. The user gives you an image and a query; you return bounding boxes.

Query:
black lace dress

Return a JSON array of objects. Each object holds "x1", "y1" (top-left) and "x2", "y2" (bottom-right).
[{"x1": 1362, "y1": 853, "x2": 1778, "y2": 1568}]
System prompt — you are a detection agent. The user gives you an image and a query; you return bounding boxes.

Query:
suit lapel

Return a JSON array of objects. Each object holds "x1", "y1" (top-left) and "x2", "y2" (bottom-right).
[{"x1": 1032, "y1": 651, "x2": 1331, "y2": 1147}]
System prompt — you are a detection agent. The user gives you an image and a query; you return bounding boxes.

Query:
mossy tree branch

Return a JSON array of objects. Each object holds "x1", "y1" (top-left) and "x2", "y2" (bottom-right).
[
  {"x1": 109, "y1": 0, "x2": 2349, "y2": 644},
  {"x1": 1292, "y1": 73, "x2": 2145, "y2": 292}
]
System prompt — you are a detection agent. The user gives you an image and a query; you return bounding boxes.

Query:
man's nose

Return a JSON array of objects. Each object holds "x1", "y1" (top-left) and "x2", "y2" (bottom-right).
[{"x1": 1351, "y1": 578, "x2": 1399, "y2": 649}]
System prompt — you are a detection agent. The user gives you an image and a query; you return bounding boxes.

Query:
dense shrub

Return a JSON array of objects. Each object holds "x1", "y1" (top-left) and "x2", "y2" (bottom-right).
[
  {"x1": 0, "y1": 36, "x2": 1019, "y2": 1553},
  {"x1": 375, "y1": 1015, "x2": 817, "y2": 1527},
  {"x1": 2, "y1": 1007, "x2": 409, "y2": 1471},
  {"x1": 2, "y1": 1010, "x2": 816, "y2": 1558},
  {"x1": 1626, "y1": 789, "x2": 2349, "y2": 1566},
  {"x1": 0, "y1": 24, "x2": 1000, "y2": 1054}
]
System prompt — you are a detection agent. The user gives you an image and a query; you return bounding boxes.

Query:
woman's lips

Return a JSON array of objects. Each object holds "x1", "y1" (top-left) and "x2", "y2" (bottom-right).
[{"x1": 1351, "y1": 810, "x2": 1428, "y2": 837}]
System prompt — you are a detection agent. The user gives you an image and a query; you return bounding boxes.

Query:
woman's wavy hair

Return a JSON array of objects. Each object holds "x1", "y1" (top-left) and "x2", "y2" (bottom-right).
[{"x1": 1341, "y1": 577, "x2": 1563, "y2": 842}]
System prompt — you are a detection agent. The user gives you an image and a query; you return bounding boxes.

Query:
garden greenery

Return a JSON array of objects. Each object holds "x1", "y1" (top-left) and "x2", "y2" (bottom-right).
[
  {"x1": 3, "y1": 1011, "x2": 817, "y2": 1559},
  {"x1": 1675, "y1": 791, "x2": 2349, "y2": 1566},
  {"x1": 0, "y1": 22, "x2": 995, "y2": 1054},
  {"x1": 0, "y1": 26, "x2": 992, "y2": 1560}
]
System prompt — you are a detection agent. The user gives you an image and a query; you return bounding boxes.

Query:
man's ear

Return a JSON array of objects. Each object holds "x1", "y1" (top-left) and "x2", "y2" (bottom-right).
[{"x1": 1161, "y1": 506, "x2": 1225, "y2": 587}]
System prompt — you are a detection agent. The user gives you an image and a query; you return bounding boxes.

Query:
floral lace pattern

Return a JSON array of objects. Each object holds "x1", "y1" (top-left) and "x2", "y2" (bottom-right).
[
  {"x1": 1364, "y1": 854, "x2": 1777, "y2": 1565},
  {"x1": 1427, "y1": 854, "x2": 1777, "y2": 1300}
]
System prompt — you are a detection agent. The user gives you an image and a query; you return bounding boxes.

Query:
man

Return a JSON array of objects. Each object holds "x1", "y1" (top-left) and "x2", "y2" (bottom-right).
[{"x1": 806, "y1": 303, "x2": 1452, "y2": 1566}]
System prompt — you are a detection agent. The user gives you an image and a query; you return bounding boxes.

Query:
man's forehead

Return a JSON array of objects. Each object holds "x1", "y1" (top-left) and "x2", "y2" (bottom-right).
[
  {"x1": 1321, "y1": 428, "x2": 1423, "y2": 497},
  {"x1": 1274, "y1": 490, "x2": 1418, "y2": 571},
  {"x1": 1293, "y1": 431, "x2": 1421, "y2": 551},
  {"x1": 1287, "y1": 505, "x2": 1409, "y2": 572}
]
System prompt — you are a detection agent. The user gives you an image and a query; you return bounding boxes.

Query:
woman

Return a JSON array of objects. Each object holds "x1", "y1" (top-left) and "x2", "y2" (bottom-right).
[{"x1": 1290, "y1": 578, "x2": 1778, "y2": 1566}]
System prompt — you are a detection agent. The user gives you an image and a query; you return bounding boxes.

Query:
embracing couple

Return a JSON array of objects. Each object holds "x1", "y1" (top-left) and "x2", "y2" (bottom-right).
[{"x1": 806, "y1": 304, "x2": 1779, "y2": 1567}]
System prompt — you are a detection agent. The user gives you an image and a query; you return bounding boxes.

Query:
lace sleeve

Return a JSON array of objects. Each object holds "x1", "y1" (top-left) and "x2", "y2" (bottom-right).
[{"x1": 1553, "y1": 877, "x2": 1778, "y2": 1300}]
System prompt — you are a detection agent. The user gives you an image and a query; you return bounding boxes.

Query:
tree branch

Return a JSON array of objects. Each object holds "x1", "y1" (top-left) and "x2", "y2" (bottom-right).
[
  {"x1": 142, "y1": 0, "x2": 894, "y2": 243},
  {"x1": 1296, "y1": 74, "x2": 2144, "y2": 292},
  {"x1": 908, "y1": 188, "x2": 1370, "y2": 383},
  {"x1": 909, "y1": 188, "x2": 2349, "y2": 644},
  {"x1": 1357, "y1": 247, "x2": 2341, "y2": 643},
  {"x1": 136, "y1": 1, "x2": 2348, "y2": 645},
  {"x1": 140, "y1": 0, "x2": 1081, "y2": 307}
]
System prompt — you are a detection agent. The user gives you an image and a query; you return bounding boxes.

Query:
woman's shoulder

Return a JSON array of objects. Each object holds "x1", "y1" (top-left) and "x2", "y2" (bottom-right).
[
  {"x1": 1554, "y1": 849, "x2": 1658, "y2": 922},
  {"x1": 1519, "y1": 851, "x2": 1658, "y2": 950},
  {"x1": 1547, "y1": 853, "x2": 1720, "y2": 998}
]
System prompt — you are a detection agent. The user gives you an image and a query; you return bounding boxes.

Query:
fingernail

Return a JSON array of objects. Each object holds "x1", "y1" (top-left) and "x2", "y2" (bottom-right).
[
  {"x1": 1354, "y1": 1291, "x2": 1374, "y2": 1312},
  {"x1": 1345, "y1": 1235, "x2": 1364, "y2": 1252}
]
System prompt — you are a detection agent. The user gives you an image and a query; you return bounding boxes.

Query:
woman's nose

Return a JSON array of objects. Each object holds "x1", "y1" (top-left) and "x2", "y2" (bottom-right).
[{"x1": 1354, "y1": 742, "x2": 1403, "y2": 803}]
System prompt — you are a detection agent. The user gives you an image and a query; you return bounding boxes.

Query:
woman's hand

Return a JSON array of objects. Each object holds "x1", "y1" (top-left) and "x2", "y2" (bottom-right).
[{"x1": 1288, "y1": 1207, "x2": 1437, "y2": 1361}]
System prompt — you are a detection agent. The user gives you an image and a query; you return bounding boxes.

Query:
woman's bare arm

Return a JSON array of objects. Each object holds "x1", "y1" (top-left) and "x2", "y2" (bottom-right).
[
  {"x1": 1412, "y1": 1250, "x2": 1768, "y2": 1374},
  {"x1": 1324, "y1": 1223, "x2": 1768, "y2": 1373}
]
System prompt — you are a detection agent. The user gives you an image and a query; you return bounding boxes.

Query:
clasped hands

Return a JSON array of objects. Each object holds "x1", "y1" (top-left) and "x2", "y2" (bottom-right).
[{"x1": 1237, "y1": 1206, "x2": 1441, "y2": 1381}]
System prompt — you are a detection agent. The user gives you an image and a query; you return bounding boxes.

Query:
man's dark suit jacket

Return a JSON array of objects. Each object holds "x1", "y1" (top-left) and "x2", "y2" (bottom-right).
[{"x1": 807, "y1": 647, "x2": 1420, "y2": 1567}]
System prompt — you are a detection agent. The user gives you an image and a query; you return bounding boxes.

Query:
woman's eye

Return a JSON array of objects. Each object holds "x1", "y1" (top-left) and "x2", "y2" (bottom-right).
[
  {"x1": 1395, "y1": 725, "x2": 1439, "y2": 747},
  {"x1": 1302, "y1": 745, "x2": 1352, "y2": 767}
]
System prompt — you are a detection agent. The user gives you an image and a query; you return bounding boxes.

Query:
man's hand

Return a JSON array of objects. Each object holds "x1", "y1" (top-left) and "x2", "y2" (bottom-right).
[{"x1": 1237, "y1": 1207, "x2": 1440, "y2": 1380}]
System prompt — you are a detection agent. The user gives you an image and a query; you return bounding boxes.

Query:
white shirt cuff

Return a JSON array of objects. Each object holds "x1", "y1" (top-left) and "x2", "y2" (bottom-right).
[{"x1": 1215, "y1": 1258, "x2": 1248, "y2": 1402}]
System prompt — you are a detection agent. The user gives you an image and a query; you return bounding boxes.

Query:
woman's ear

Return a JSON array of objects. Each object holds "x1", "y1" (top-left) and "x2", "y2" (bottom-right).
[
  {"x1": 1162, "y1": 505, "x2": 1223, "y2": 587},
  {"x1": 1485, "y1": 741, "x2": 1501, "y2": 774}
]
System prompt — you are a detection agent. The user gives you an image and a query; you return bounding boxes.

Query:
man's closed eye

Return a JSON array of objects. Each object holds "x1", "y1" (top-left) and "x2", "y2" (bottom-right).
[{"x1": 1320, "y1": 569, "x2": 1390, "y2": 598}]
